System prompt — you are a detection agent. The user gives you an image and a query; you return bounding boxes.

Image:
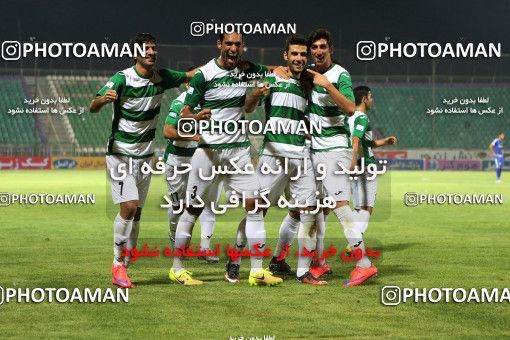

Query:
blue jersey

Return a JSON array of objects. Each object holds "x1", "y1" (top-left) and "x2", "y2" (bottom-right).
[{"x1": 491, "y1": 138, "x2": 504, "y2": 156}]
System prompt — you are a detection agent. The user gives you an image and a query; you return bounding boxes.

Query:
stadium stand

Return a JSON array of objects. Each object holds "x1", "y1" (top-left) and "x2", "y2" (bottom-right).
[
  {"x1": 0, "y1": 77, "x2": 41, "y2": 145},
  {"x1": 367, "y1": 85, "x2": 510, "y2": 149},
  {"x1": 3, "y1": 73, "x2": 509, "y2": 154}
]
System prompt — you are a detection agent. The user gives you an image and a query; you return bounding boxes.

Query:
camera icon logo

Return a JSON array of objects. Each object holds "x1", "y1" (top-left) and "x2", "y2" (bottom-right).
[
  {"x1": 356, "y1": 41, "x2": 377, "y2": 61},
  {"x1": 381, "y1": 286, "x2": 401, "y2": 306},
  {"x1": 2, "y1": 41, "x2": 21, "y2": 61},
  {"x1": 177, "y1": 118, "x2": 198, "y2": 138},
  {"x1": 190, "y1": 22, "x2": 206, "y2": 37},
  {"x1": 404, "y1": 192, "x2": 419, "y2": 207},
  {"x1": 0, "y1": 192, "x2": 11, "y2": 206}
]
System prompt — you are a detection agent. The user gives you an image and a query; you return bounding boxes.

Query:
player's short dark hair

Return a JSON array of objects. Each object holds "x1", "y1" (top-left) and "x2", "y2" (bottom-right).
[
  {"x1": 218, "y1": 31, "x2": 243, "y2": 42},
  {"x1": 307, "y1": 29, "x2": 333, "y2": 48},
  {"x1": 354, "y1": 85, "x2": 371, "y2": 105},
  {"x1": 129, "y1": 33, "x2": 156, "y2": 52},
  {"x1": 285, "y1": 34, "x2": 308, "y2": 52}
]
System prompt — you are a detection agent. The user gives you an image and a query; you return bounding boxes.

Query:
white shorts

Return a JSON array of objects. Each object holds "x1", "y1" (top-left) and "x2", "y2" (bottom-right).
[
  {"x1": 166, "y1": 153, "x2": 223, "y2": 209},
  {"x1": 185, "y1": 147, "x2": 260, "y2": 206},
  {"x1": 351, "y1": 174, "x2": 378, "y2": 208},
  {"x1": 257, "y1": 155, "x2": 317, "y2": 206},
  {"x1": 311, "y1": 149, "x2": 353, "y2": 202},
  {"x1": 106, "y1": 155, "x2": 152, "y2": 207}
]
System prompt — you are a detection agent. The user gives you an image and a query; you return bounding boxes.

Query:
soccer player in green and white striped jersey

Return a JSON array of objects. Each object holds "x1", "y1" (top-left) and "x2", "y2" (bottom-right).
[
  {"x1": 163, "y1": 76, "x2": 222, "y2": 263},
  {"x1": 89, "y1": 33, "x2": 195, "y2": 289},
  {"x1": 243, "y1": 35, "x2": 326, "y2": 285},
  {"x1": 304, "y1": 29, "x2": 377, "y2": 286},
  {"x1": 170, "y1": 32, "x2": 283, "y2": 286},
  {"x1": 349, "y1": 85, "x2": 397, "y2": 236}
]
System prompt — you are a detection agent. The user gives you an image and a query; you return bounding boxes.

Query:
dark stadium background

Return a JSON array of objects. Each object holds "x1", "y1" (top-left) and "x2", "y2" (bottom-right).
[
  {"x1": 1, "y1": 2, "x2": 509, "y2": 338},
  {"x1": 0, "y1": 0, "x2": 509, "y2": 162}
]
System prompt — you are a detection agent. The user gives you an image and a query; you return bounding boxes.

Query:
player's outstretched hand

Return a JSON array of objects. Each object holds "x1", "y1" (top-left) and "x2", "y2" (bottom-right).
[
  {"x1": 306, "y1": 69, "x2": 331, "y2": 88},
  {"x1": 254, "y1": 82, "x2": 270, "y2": 96},
  {"x1": 195, "y1": 108, "x2": 212, "y2": 121},
  {"x1": 102, "y1": 89, "x2": 118, "y2": 103},
  {"x1": 386, "y1": 136, "x2": 397, "y2": 145}
]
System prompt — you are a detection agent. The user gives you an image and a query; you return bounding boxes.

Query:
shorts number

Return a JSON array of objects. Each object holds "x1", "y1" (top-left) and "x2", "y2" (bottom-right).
[
  {"x1": 190, "y1": 185, "x2": 198, "y2": 199},
  {"x1": 119, "y1": 181, "x2": 124, "y2": 196}
]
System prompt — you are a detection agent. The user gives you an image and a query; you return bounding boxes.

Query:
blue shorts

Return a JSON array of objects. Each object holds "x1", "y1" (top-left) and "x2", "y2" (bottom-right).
[{"x1": 495, "y1": 156, "x2": 504, "y2": 169}]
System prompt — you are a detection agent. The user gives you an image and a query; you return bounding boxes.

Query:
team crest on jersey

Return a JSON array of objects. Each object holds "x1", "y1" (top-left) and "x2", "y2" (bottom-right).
[{"x1": 187, "y1": 87, "x2": 194, "y2": 94}]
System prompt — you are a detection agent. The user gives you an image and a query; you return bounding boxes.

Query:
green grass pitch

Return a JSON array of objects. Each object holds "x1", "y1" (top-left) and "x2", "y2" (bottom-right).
[{"x1": 0, "y1": 170, "x2": 508, "y2": 338}]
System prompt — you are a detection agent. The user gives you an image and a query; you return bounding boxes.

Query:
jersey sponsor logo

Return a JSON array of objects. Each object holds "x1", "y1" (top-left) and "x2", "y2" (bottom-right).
[
  {"x1": 106, "y1": 81, "x2": 115, "y2": 88},
  {"x1": 356, "y1": 124, "x2": 364, "y2": 131}
]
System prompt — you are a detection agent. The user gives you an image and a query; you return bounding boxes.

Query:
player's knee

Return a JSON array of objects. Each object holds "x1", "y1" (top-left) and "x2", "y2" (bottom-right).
[
  {"x1": 243, "y1": 198, "x2": 261, "y2": 213},
  {"x1": 120, "y1": 201, "x2": 138, "y2": 219}
]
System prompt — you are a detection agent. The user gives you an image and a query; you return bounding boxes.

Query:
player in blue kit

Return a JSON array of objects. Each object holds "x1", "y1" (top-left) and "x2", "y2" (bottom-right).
[{"x1": 490, "y1": 132, "x2": 504, "y2": 183}]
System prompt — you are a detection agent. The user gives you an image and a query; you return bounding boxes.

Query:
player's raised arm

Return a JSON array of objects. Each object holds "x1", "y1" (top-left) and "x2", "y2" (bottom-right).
[
  {"x1": 306, "y1": 68, "x2": 355, "y2": 116},
  {"x1": 244, "y1": 83, "x2": 270, "y2": 113},
  {"x1": 185, "y1": 68, "x2": 198, "y2": 80},
  {"x1": 89, "y1": 90, "x2": 117, "y2": 113},
  {"x1": 89, "y1": 72, "x2": 125, "y2": 113},
  {"x1": 180, "y1": 69, "x2": 211, "y2": 120},
  {"x1": 372, "y1": 136, "x2": 398, "y2": 148},
  {"x1": 180, "y1": 105, "x2": 211, "y2": 121}
]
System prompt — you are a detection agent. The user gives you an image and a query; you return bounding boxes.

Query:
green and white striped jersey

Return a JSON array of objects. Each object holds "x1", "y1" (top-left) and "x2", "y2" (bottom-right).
[
  {"x1": 97, "y1": 66, "x2": 187, "y2": 158},
  {"x1": 184, "y1": 58, "x2": 267, "y2": 149},
  {"x1": 261, "y1": 75, "x2": 308, "y2": 158},
  {"x1": 163, "y1": 92, "x2": 200, "y2": 161},
  {"x1": 348, "y1": 111, "x2": 375, "y2": 165},
  {"x1": 308, "y1": 63, "x2": 354, "y2": 152}
]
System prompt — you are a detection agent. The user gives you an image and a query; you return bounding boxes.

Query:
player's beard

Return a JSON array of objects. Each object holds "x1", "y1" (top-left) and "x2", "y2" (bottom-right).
[{"x1": 138, "y1": 54, "x2": 156, "y2": 69}]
